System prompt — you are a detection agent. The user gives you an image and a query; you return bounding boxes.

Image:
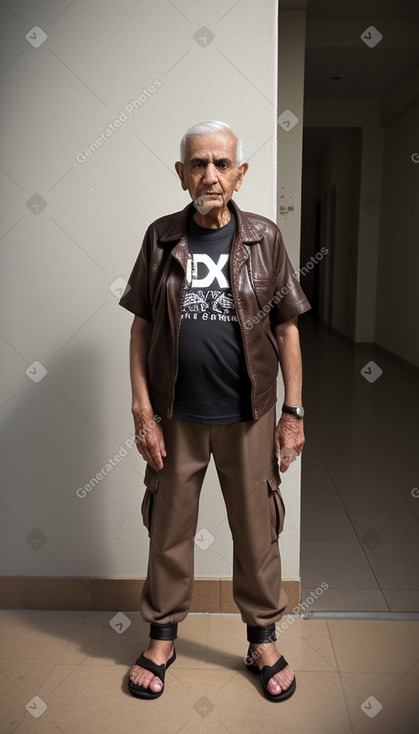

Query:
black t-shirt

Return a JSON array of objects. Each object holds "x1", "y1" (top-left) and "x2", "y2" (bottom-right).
[{"x1": 172, "y1": 206, "x2": 253, "y2": 424}]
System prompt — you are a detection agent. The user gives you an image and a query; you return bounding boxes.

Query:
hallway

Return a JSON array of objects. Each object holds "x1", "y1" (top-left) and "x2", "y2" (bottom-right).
[{"x1": 300, "y1": 315, "x2": 419, "y2": 614}]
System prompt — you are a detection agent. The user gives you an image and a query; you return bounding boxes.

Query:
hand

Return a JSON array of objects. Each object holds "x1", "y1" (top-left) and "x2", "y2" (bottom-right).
[
  {"x1": 274, "y1": 414, "x2": 305, "y2": 472},
  {"x1": 132, "y1": 409, "x2": 166, "y2": 471}
]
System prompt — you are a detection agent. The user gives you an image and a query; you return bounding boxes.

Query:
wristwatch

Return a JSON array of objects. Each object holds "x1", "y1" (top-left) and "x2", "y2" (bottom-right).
[{"x1": 282, "y1": 404, "x2": 305, "y2": 419}]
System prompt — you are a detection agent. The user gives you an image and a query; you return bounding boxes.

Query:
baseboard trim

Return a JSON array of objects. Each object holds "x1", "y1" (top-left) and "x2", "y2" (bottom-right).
[{"x1": 0, "y1": 577, "x2": 301, "y2": 614}]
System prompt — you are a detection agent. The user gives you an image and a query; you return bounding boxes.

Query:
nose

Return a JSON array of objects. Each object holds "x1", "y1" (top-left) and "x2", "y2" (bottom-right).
[{"x1": 202, "y1": 162, "x2": 218, "y2": 185}]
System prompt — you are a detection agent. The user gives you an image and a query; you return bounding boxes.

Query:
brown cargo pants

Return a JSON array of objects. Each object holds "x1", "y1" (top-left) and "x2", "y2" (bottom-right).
[{"x1": 139, "y1": 406, "x2": 289, "y2": 636}]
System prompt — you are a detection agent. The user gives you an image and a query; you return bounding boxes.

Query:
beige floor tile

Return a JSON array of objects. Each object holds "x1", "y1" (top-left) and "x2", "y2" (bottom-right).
[
  {"x1": 301, "y1": 482, "x2": 345, "y2": 514},
  {"x1": 299, "y1": 319, "x2": 419, "y2": 614},
  {"x1": 59, "y1": 611, "x2": 149, "y2": 667},
  {"x1": 301, "y1": 512, "x2": 358, "y2": 541},
  {"x1": 211, "y1": 670, "x2": 351, "y2": 734},
  {"x1": 184, "y1": 616, "x2": 338, "y2": 673},
  {"x1": 0, "y1": 610, "x2": 83, "y2": 664},
  {"x1": 169, "y1": 668, "x2": 251, "y2": 728},
  {"x1": 383, "y1": 671, "x2": 419, "y2": 734},
  {"x1": 301, "y1": 467, "x2": 341, "y2": 494},
  {"x1": 301, "y1": 541, "x2": 379, "y2": 589},
  {"x1": 207, "y1": 612, "x2": 247, "y2": 668},
  {"x1": 383, "y1": 589, "x2": 419, "y2": 613},
  {"x1": 350, "y1": 507, "x2": 419, "y2": 544},
  {"x1": 2, "y1": 611, "x2": 418, "y2": 734},
  {"x1": 341, "y1": 671, "x2": 419, "y2": 734},
  {"x1": 301, "y1": 586, "x2": 389, "y2": 612},
  {"x1": 168, "y1": 614, "x2": 210, "y2": 670},
  {"x1": 310, "y1": 442, "x2": 380, "y2": 472},
  {"x1": 327, "y1": 620, "x2": 419, "y2": 673},
  {"x1": 22, "y1": 664, "x2": 189, "y2": 734},
  {"x1": 275, "y1": 618, "x2": 337, "y2": 671},
  {"x1": 327, "y1": 467, "x2": 402, "y2": 493},
  {"x1": 1, "y1": 662, "x2": 79, "y2": 701},
  {"x1": 76, "y1": 613, "x2": 211, "y2": 671},
  {"x1": 1, "y1": 666, "x2": 44, "y2": 734},
  {"x1": 337, "y1": 485, "x2": 407, "y2": 516},
  {"x1": 165, "y1": 666, "x2": 353, "y2": 733},
  {"x1": 363, "y1": 542, "x2": 419, "y2": 590}
]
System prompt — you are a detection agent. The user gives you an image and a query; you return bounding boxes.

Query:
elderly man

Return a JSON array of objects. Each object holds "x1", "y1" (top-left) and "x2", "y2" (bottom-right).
[{"x1": 120, "y1": 121, "x2": 310, "y2": 702}]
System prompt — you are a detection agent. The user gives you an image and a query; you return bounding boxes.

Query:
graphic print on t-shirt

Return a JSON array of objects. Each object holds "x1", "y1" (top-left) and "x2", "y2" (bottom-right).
[
  {"x1": 173, "y1": 206, "x2": 252, "y2": 425},
  {"x1": 182, "y1": 252, "x2": 237, "y2": 322}
]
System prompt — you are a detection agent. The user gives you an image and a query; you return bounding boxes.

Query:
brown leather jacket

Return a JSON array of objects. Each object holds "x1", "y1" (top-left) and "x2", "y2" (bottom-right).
[{"x1": 119, "y1": 199, "x2": 310, "y2": 420}]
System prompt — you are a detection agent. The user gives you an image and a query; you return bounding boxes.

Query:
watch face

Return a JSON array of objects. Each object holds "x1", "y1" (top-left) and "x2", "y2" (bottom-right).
[{"x1": 296, "y1": 407, "x2": 305, "y2": 418}]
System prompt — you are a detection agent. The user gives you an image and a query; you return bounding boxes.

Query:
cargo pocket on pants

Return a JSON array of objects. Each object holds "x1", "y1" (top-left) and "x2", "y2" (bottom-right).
[
  {"x1": 141, "y1": 465, "x2": 160, "y2": 537},
  {"x1": 268, "y1": 464, "x2": 286, "y2": 538}
]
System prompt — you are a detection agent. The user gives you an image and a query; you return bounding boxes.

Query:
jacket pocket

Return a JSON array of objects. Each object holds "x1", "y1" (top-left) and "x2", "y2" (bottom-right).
[
  {"x1": 140, "y1": 465, "x2": 160, "y2": 536},
  {"x1": 267, "y1": 465, "x2": 286, "y2": 538},
  {"x1": 251, "y1": 277, "x2": 277, "y2": 313}
]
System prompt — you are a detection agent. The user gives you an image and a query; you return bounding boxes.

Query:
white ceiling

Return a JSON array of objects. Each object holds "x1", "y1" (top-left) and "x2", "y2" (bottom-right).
[{"x1": 304, "y1": 0, "x2": 419, "y2": 99}]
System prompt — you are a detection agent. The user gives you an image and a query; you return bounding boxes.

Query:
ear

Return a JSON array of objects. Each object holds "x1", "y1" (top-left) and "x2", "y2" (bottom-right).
[
  {"x1": 175, "y1": 161, "x2": 188, "y2": 191},
  {"x1": 234, "y1": 162, "x2": 249, "y2": 192}
]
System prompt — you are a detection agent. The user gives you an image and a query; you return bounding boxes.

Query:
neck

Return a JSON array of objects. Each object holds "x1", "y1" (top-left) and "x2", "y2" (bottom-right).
[{"x1": 193, "y1": 205, "x2": 231, "y2": 229}]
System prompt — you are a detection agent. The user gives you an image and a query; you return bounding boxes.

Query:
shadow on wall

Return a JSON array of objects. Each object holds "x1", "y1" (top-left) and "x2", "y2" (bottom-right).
[{"x1": 0, "y1": 344, "x2": 120, "y2": 581}]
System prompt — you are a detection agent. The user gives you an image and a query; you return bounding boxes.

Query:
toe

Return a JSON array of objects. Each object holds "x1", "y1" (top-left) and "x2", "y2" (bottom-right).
[
  {"x1": 129, "y1": 664, "x2": 140, "y2": 683},
  {"x1": 267, "y1": 677, "x2": 282, "y2": 695},
  {"x1": 129, "y1": 665, "x2": 150, "y2": 688},
  {"x1": 267, "y1": 668, "x2": 295, "y2": 696},
  {"x1": 149, "y1": 675, "x2": 163, "y2": 692}
]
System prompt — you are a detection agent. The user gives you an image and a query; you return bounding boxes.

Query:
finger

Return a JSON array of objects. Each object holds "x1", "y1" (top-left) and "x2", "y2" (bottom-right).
[
  {"x1": 279, "y1": 446, "x2": 298, "y2": 471},
  {"x1": 135, "y1": 438, "x2": 160, "y2": 470},
  {"x1": 158, "y1": 433, "x2": 167, "y2": 458},
  {"x1": 148, "y1": 456, "x2": 163, "y2": 472},
  {"x1": 141, "y1": 448, "x2": 161, "y2": 473},
  {"x1": 146, "y1": 442, "x2": 164, "y2": 471}
]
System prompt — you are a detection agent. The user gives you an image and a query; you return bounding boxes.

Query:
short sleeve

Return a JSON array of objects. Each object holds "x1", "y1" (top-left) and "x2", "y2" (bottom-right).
[
  {"x1": 119, "y1": 227, "x2": 152, "y2": 321},
  {"x1": 269, "y1": 229, "x2": 311, "y2": 326}
]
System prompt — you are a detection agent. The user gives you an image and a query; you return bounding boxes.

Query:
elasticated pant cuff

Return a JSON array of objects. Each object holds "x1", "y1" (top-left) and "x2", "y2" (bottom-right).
[
  {"x1": 246, "y1": 623, "x2": 277, "y2": 644},
  {"x1": 149, "y1": 622, "x2": 178, "y2": 640}
]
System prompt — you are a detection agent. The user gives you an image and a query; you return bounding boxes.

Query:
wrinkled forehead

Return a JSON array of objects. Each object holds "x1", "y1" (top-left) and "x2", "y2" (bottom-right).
[{"x1": 184, "y1": 131, "x2": 237, "y2": 162}]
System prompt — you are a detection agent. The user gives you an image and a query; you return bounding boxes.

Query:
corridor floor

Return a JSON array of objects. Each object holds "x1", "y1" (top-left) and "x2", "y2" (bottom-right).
[{"x1": 300, "y1": 316, "x2": 419, "y2": 613}]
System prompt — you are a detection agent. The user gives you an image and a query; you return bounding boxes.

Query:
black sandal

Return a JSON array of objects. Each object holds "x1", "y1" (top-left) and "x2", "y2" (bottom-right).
[
  {"x1": 245, "y1": 645, "x2": 296, "y2": 702},
  {"x1": 128, "y1": 647, "x2": 176, "y2": 699}
]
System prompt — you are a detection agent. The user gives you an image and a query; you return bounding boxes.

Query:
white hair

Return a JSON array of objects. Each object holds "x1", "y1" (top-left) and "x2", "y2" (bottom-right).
[{"x1": 179, "y1": 120, "x2": 243, "y2": 165}]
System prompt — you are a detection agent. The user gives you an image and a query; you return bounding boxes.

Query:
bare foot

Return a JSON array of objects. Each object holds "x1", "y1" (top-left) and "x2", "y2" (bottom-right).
[
  {"x1": 250, "y1": 641, "x2": 295, "y2": 696},
  {"x1": 129, "y1": 639, "x2": 174, "y2": 693}
]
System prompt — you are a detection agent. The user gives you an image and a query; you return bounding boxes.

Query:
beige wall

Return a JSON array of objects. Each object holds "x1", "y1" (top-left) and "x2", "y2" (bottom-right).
[
  {"x1": 276, "y1": 8, "x2": 307, "y2": 579},
  {"x1": 1, "y1": 0, "x2": 308, "y2": 583}
]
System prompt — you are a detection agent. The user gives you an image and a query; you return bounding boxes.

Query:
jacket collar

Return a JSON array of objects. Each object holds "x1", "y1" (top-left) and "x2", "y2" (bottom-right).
[{"x1": 159, "y1": 199, "x2": 263, "y2": 244}]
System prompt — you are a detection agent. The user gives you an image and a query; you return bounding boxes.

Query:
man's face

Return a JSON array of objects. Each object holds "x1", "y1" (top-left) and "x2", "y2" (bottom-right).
[{"x1": 175, "y1": 130, "x2": 248, "y2": 214}]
